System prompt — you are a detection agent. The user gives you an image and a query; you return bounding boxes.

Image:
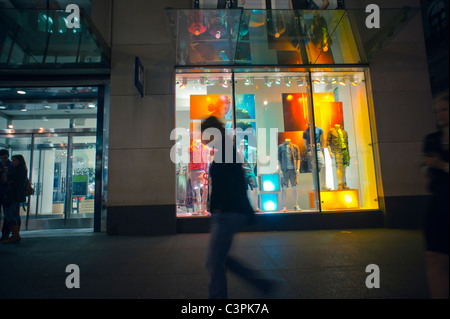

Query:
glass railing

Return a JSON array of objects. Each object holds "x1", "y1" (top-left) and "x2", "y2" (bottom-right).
[
  {"x1": 0, "y1": 9, "x2": 110, "y2": 70},
  {"x1": 165, "y1": 8, "x2": 420, "y2": 66}
]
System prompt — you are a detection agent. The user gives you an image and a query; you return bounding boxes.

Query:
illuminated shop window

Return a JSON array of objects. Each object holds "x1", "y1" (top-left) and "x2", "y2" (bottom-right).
[{"x1": 174, "y1": 70, "x2": 379, "y2": 217}]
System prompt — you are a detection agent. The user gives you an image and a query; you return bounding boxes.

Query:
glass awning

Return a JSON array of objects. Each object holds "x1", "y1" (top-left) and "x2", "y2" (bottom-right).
[
  {"x1": 165, "y1": 8, "x2": 420, "y2": 67},
  {"x1": 0, "y1": 8, "x2": 110, "y2": 75}
]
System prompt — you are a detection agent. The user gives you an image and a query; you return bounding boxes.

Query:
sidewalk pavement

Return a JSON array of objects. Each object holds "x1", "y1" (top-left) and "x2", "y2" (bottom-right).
[{"x1": 0, "y1": 227, "x2": 430, "y2": 299}]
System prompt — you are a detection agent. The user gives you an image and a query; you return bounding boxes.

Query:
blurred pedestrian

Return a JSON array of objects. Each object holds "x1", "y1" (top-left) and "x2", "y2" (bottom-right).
[
  {"x1": 422, "y1": 92, "x2": 449, "y2": 299},
  {"x1": 0, "y1": 149, "x2": 13, "y2": 241},
  {"x1": 201, "y1": 116, "x2": 275, "y2": 299},
  {"x1": 2, "y1": 155, "x2": 27, "y2": 244}
]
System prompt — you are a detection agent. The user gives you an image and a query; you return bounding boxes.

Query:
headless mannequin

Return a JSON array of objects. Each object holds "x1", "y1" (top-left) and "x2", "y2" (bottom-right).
[
  {"x1": 190, "y1": 139, "x2": 210, "y2": 215},
  {"x1": 239, "y1": 139, "x2": 260, "y2": 211},
  {"x1": 280, "y1": 139, "x2": 301, "y2": 211},
  {"x1": 329, "y1": 124, "x2": 349, "y2": 190},
  {"x1": 303, "y1": 124, "x2": 330, "y2": 192}
]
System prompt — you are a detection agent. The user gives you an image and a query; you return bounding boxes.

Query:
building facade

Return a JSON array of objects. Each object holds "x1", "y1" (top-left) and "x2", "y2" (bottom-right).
[{"x1": 0, "y1": 0, "x2": 437, "y2": 235}]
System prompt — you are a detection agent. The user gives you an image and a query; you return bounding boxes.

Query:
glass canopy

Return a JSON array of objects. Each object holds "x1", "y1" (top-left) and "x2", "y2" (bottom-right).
[
  {"x1": 165, "y1": 8, "x2": 420, "y2": 66},
  {"x1": 0, "y1": 9, "x2": 110, "y2": 73}
]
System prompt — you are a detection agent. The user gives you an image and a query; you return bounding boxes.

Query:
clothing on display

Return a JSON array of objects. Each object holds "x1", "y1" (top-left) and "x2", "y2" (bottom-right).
[
  {"x1": 303, "y1": 125, "x2": 330, "y2": 192},
  {"x1": 238, "y1": 140, "x2": 258, "y2": 190},
  {"x1": 188, "y1": 139, "x2": 211, "y2": 171},
  {"x1": 185, "y1": 139, "x2": 211, "y2": 215},
  {"x1": 278, "y1": 139, "x2": 301, "y2": 211},
  {"x1": 303, "y1": 126, "x2": 324, "y2": 152},
  {"x1": 327, "y1": 124, "x2": 350, "y2": 166},
  {"x1": 327, "y1": 124, "x2": 350, "y2": 190},
  {"x1": 278, "y1": 139, "x2": 300, "y2": 173}
]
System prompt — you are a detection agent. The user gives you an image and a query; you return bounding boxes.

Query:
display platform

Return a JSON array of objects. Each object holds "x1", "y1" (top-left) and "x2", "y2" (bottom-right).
[{"x1": 309, "y1": 189, "x2": 359, "y2": 210}]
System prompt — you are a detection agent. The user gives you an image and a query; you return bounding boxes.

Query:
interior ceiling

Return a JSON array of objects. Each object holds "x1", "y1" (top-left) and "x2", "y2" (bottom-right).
[{"x1": 0, "y1": 86, "x2": 98, "y2": 118}]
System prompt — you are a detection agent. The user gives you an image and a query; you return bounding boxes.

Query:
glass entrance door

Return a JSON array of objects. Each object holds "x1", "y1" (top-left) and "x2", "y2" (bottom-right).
[
  {"x1": 31, "y1": 134, "x2": 69, "y2": 221},
  {"x1": 0, "y1": 130, "x2": 97, "y2": 229}
]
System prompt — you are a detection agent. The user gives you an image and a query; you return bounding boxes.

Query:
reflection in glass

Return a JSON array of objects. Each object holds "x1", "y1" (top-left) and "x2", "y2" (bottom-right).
[{"x1": 166, "y1": 9, "x2": 361, "y2": 66}]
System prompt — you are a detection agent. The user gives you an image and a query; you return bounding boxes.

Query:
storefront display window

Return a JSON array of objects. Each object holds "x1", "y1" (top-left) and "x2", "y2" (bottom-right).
[{"x1": 174, "y1": 69, "x2": 379, "y2": 217}]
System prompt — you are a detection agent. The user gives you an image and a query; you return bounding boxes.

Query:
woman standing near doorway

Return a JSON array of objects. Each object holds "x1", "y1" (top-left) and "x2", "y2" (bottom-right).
[{"x1": 1, "y1": 155, "x2": 27, "y2": 244}]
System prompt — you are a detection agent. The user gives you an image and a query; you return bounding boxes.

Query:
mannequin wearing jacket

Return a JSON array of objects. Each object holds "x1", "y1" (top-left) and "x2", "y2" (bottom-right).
[
  {"x1": 238, "y1": 139, "x2": 260, "y2": 211},
  {"x1": 327, "y1": 124, "x2": 350, "y2": 190},
  {"x1": 278, "y1": 139, "x2": 301, "y2": 211}
]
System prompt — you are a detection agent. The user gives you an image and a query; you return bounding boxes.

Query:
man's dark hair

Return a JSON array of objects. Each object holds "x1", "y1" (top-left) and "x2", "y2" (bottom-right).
[{"x1": 201, "y1": 116, "x2": 225, "y2": 135}]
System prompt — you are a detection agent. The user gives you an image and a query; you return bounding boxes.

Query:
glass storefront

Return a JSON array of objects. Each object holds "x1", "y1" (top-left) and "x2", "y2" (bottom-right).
[
  {"x1": 0, "y1": 86, "x2": 105, "y2": 230},
  {"x1": 174, "y1": 69, "x2": 379, "y2": 217}
]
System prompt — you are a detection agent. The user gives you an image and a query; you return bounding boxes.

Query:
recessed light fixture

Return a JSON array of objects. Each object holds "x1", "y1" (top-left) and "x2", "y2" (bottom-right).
[
  {"x1": 244, "y1": 77, "x2": 254, "y2": 86},
  {"x1": 21, "y1": 107, "x2": 27, "y2": 112},
  {"x1": 220, "y1": 77, "x2": 228, "y2": 88},
  {"x1": 179, "y1": 78, "x2": 187, "y2": 89},
  {"x1": 8, "y1": 124, "x2": 13, "y2": 129},
  {"x1": 88, "y1": 104, "x2": 96, "y2": 108},
  {"x1": 284, "y1": 77, "x2": 291, "y2": 87},
  {"x1": 0, "y1": 106, "x2": 6, "y2": 109},
  {"x1": 17, "y1": 90, "x2": 26, "y2": 95}
]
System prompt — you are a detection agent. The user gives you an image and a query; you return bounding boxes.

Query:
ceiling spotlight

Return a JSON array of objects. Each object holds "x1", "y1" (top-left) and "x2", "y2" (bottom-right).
[
  {"x1": 88, "y1": 104, "x2": 96, "y2": 108},
  {"x1": 17, "y1": 90, "x2": 26, "y2": 95},
  {"x1": 331, "y1": 78, "x2": 337, "y2": 84},
  {"x1": 244, "y1": 77, "x2": 254, "y2": 86},
  {"x1": 0, "y1": 105, "x2": 6, "y2": 109},
  {"x1": 8, "y1": 124, "x2": 13, "y2": 129},
  {"x1": 275, "y1": 78, "x2": 281, "y2": 85},
  {"x1": 263, "y1": 99, "x2": 268, "y2": 105},
  {"x1": 339, "y1": 78, "x2": 346, "y2": 86},
  {"x1": 296, "y1": 79, "x2": 304, "y2": 87},
  {"x1": 284, "y1": 77, "x2": 291, "y2": 87},
  {"x1": 264, "y1": 77, "x2": 273, "y2": 87},
  {"x1": 220, "y1": 77, "x2": 228, "y2": 88},
  {"x1": 313, "y1": 79, "x2": 320, "y2": 84},
  {"x1": 179, "y1": 77, "x2": 187, "y2": 89}
]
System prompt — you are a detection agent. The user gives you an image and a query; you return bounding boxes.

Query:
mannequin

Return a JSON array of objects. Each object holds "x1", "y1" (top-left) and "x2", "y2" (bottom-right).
[
  {"x1": 303, "y1": 124, "x2": 330, "y2": 191},
  {"x1": 185, "y1": 138, "x2": 211, "y2": 215},
  {"x1": 278, "y1": 138, "x2": 301, "y2": 211},
  {"x1": 327, "y1": 124, "x2": 350, "y2": 190},
  {"x1": 176, "y1": 136, "x2": 187, "y2": 206},
  {"x1": 238, "y1": 139, "x2": 260, "y2": 211}
]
